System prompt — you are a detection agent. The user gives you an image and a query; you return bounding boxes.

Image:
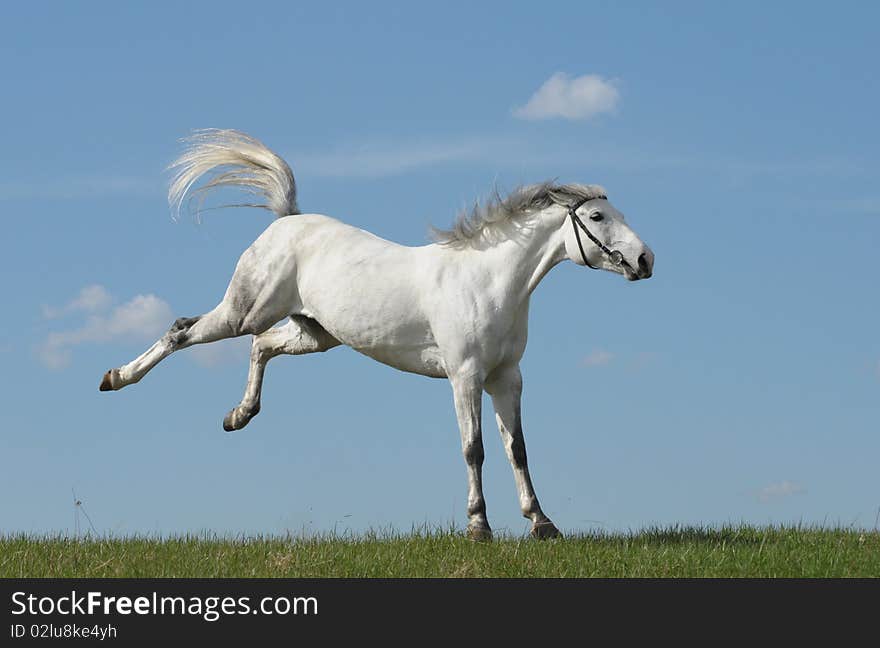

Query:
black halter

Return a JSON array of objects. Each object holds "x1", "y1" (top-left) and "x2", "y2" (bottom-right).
[{"x1": 566, "y1": 196, "x2": 632, "y2": 273}]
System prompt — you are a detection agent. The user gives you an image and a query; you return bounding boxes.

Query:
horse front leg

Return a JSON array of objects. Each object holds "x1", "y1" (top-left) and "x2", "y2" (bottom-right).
[
  {"x1": 223, "y1": 316, "x2": 340, "y2": 431},
  {"x1": 450, "y1": 371, "x2": 491, "y2": 541},
  {"x1": 485, "y1": 364, "x2": 561, "y2": 539}
]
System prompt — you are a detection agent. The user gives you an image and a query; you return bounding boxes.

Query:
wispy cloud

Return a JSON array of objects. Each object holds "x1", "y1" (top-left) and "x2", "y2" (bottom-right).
[
  {"x1": 514, "y1": 73, "x2": 620, "y2": 121},
  {"x1": 42, "y1": 284, "x2": 112, "y2": 319},
  {"x1": 7, "y1": 135, "x2": 863, "y2": 195},
  {"x1": 290, "y1": 137, "x2": 870, "y2": 186},
  {"x1": 756, "y1": 480, "x2": 806, "y2": 502},
  {"x1": 0, "y1": 175, "x2": 154, "y2": 201},
  {"x1": 583, "y1": 349, "x2": 614, "y2": 367},
  {"x1": 291, "y1": 138, "x2": 491, "y2": 178},
  {"x1": 39, "y1": 287, "x2": 172, "y2": 369}
]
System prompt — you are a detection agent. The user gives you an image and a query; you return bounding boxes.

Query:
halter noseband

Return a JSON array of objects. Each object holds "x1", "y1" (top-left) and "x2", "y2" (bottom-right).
[{"x1": 567, "y1": 196, "x2": 632, "y2": 272}]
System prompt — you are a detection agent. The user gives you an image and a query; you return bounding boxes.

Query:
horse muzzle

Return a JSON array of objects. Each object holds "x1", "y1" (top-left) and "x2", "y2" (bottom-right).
[{"x1": 622, "y1": 251, "x2": 653, "y2": 281}]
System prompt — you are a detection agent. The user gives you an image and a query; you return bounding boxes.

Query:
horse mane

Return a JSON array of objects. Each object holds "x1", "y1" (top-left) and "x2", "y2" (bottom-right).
[{"x1": 430, "y1": 181, "x2": 607, "y2": 246}]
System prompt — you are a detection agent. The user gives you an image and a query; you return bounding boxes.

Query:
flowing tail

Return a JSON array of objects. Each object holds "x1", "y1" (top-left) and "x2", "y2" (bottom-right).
[{"x1": 168, "y1": 129, "x2": 299, "y2": 220}]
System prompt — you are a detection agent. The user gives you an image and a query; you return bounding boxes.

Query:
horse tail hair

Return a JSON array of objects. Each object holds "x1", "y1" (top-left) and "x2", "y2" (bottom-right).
[{"x1": 167, "y1": 129, "x2": 299, "y2": 221}]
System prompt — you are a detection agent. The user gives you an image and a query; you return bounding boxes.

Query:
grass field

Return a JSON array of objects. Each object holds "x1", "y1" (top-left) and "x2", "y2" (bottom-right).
[{"x1": 2, "y1": 526, "x2": 878, "y2": 578}]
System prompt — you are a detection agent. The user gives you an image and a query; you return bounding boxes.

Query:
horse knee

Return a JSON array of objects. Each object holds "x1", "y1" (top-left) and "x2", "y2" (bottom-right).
[
  {"x1": 167, "y1": 316, "x2": 200, "y2": 347},
  {"x1": 249, "y1": 337, "x2": 270, "y2": 363},
  {"x1": 509, "y1": 437, "x2": 528, "y2": 469},
  {"x1": 174, "y1": 316, "x2": 199, "y2": 329},
  {"x1": 463, "y1": 441, "x2": 484, "y2": 467}
]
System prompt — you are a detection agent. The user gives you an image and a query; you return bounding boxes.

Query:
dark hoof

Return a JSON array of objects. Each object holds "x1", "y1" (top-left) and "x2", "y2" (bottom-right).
[
  {"x1": 223, "y1": 403, "x2": 258, "y2": 432},
  {"x1": 531, "y1": 521, "x2": 562, "y2": 540},
  {"x1": 99, "y1": 370, "x2": 116, "y2": 392},
  {"x1": 467, "y1": 524, "x2": 493, "y2": 543}
]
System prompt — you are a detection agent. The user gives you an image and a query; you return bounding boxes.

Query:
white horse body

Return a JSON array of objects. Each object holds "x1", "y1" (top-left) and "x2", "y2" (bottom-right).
[
  {"x1": 275, "y1": 215, "x2": 448, "y2": 377},
  {"x1": 283, "y1": 215, "x2": 534, "y2": 375},
  {"x1": 101, "y1": 130, "x2": 654, "y2": 540}
]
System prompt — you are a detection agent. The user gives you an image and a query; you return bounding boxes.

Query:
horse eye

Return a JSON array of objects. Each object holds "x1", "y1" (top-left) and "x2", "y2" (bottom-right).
[{"x1": 590, "y1": 213, "x2": 604, "y2": 222}]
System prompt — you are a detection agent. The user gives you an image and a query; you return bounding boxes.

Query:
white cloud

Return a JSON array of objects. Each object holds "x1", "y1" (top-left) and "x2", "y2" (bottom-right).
[
  {"x1": 583, "y1": 349, "x2": 614, "y2": 367},
  {"x1": 42, "y1": 284, "x2": 112, "y2": 319},
  {"x1": 756, "y1": 481, "x2": 806, "y2": 502},
  {"x1": 39, "y1": 289, "x2": 173, "y2": 369},
  {"x1": 514, "y1": 73, "x2": 620, "y2": 121}
]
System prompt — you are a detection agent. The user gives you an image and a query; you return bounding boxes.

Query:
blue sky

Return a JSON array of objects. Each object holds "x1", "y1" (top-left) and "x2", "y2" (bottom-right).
[{"x1": 2, "y1": 2, "x2": 878, "y2": 536}]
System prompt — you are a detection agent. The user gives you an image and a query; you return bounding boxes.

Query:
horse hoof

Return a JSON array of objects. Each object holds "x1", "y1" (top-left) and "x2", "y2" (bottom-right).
[
  {"x1": 467, "y1": 524, "x2": 493, "y2": 543},
  {"x1": 222, "y1": 410, "x2": 239, "y2": 432},
  {"x1": 531, "y1": 521, "x2": 562, "y2": 540},
  {"x1": 99, "y1": 370, "x2": 118, "y2": 391},
  {"x1": 223, "y1": 405, "x2": 256, "y2": 432}
]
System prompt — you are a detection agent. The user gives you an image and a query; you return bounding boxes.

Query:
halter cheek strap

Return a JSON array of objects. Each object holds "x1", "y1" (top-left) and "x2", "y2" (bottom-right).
[{"x1": 567, "y1": 197, "x2": 631, "y2": 272}]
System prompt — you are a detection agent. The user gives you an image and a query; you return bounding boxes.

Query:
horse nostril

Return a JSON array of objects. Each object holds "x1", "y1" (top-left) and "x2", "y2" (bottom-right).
[{"x1": 637, "y1": 253, "x2": 652, "y2": 278}]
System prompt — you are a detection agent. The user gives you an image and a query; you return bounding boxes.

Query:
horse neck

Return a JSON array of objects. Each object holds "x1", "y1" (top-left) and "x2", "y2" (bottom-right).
[{"x1": 478, "y1": 213, "x2": 567, "y2": 300}]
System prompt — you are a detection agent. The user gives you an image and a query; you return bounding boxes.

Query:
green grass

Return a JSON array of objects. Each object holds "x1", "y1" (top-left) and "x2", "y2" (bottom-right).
[{"x1": 2, "y1": 526, "x2": 878, "y2": 577}]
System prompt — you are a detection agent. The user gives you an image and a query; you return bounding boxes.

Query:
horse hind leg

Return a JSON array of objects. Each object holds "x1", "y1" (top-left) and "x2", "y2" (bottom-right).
[
  {"x1": 99, "y1": 285, "x2": 289, "y2": 392},
  {"x1": 99, "y1": 315, "x2": 201, "y2": 390},
  {"x1": 100, "y1": 234, "x2": 304, "y2": 392},
  {"x1": 223, "y1": 316, "x2": 340, "y2": 431}
]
